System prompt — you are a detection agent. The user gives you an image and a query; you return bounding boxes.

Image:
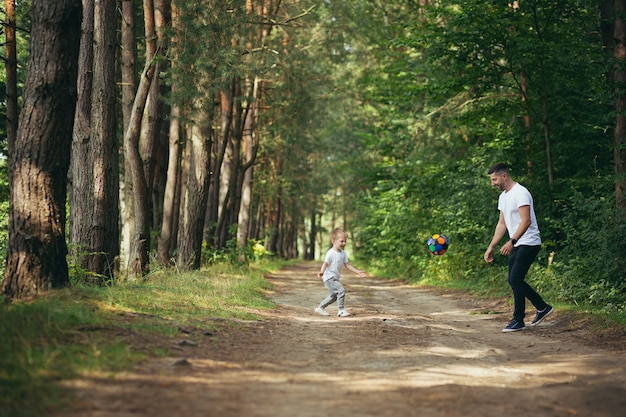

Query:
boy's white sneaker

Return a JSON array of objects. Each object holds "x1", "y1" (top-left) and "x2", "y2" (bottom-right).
[
  {"x1": 337, "y1": 309, "x2": 351, "y2": 317},
  {"x1": 315, "y1": 307, "x2": 330, "y2": 316}
]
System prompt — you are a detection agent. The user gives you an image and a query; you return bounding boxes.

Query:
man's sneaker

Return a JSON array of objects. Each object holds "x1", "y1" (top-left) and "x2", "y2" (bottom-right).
[
  {"x1": 502, "y1": 319, "x2": 525, "y2": 333},
  {"x1": 337, "y1": 309, "x2": 351, "y2": 317},
  {"x1": 315, "y1": 307, "x2": 330, "y2": 316},
  {"x1": 530, "y1": 305, "x2": 554, "y2": 326}
]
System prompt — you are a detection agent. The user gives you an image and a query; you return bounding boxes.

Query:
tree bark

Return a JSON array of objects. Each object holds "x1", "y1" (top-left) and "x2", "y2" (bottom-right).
[
  {"x1": 157, "y1": 100, "x2": 181, "y2": 266},
  {"x1": 2, "y1": 0, "x2": 81, "y2": 301},
  {"x1": 177, "y1": 121, "x2": 212, "y2": 269},
  {"x1": 89, "y1": 0, "x2": 120, "y2": 277},
  {"x1": 4, "y1": 0, "x2": 18, "y2": 155},
  {"x1": 70, "y1": 0, "x2": 119, "y2": 282},
  {"x1": 124, "y1": 58, "x2": 156, "y2": 279},
  {"x1": 123, "y1": 0, "x2": 159, "y2": 278},
  {"x1": 139, "y1": 0, "x2": 169, "y2": 232},
  {"x1": 120, "y1": 0, "x2": 136, "y2": 272},
  {"x1": 237, "y1": 78, "x2": 260, "y2": 257},
  {"x1": 205, "y1": 83, "x2": 235, "y2": 248},
  {"x1": 216, "y1": 79, "x2": 242, "y2": 249},
  {"x1": 157, "y1": 0, "x2": 179, "y2": 266}
]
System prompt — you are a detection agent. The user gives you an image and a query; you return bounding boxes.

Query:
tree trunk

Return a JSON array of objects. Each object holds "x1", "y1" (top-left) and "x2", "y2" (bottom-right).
[
  {"x1": 4, "y1": 0, "x2": 18, "y2": 155},
  {"x1": 268, "y1": 157, "x2": 282, "y2": 255},
  {"x1": 123, "y1": 0, "x2": 159, "y2": 278},
  {"x1": 306, "y1": 208, "x2": 316, "y2": 260},
  {"x1": 138, "y1": 0, "x2": 170, "y2": 235},
  {"x1": 120, "y1": 0, "x2": 136, "y2": 272},
  {"x1": 237, "y1": 78, "x2": 260, "y2": 258},
  {"x1": 70, "y1": 0, "x2": 119, "y2": 282},
  {"x1": 2, "y1": 0, "x2": 81, "y2": 301},
  {"x1": 124, "y1": 59, "x2": 156, "y2": 279},
  {"x1": 177, "y1": 121, "x2": 213, "y2": 269},
  {"x1": 157, "y1": 100, "x2": 181, "y2": 266},
  {"x1": 216, "y1": 79, "x2": 242, "y2": 249},
  {"x1": 205, "y1": 83, "x2": 235, "y2": 248},
  {"x1": 70, "y1": 0, "x2": 94, "y2": 267},
  {"x1": 89, "y1": 0, "x2": 120, "y2": 278},
  {"x1": 157, "y1": 0, "x2": 179, "y2": 266}
]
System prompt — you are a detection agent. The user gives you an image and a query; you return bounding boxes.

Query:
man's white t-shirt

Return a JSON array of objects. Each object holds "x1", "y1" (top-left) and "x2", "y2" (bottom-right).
[
  {"x1": 498, "y1": 182, "x2": 541, "y2": 246},
  {"x1": 322, "y1": 248, "x2": 348, "y2": 282}
]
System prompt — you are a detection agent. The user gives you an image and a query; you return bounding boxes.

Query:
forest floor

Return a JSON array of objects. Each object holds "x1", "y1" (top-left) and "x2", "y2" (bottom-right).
[{"x1": 57, "y1": 263, "x2": 626, "y2": 417}]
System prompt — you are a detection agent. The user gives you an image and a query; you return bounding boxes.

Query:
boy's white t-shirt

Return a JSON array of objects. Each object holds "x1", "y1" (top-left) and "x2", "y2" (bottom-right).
[
  {"x1": 498, "y1": 182, "x2": 541, "y2": 246},
  {"x1": 322, "y1": 248, "x2": 348, "y2": 282}
]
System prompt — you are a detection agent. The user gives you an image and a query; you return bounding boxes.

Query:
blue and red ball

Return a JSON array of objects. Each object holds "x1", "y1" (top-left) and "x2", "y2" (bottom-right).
[{"x1": 427, "y1": 234, "x2": 449, "y2": 256}]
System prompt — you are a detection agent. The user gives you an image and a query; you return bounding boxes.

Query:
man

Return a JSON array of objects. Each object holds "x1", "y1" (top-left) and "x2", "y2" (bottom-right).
[{"x1": 484, "y1": 162, "x2": 553, "y2": 332}]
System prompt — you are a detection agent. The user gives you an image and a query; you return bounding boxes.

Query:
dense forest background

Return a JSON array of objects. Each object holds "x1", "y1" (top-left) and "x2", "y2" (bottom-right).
[{"x1": 0, "y1": 0, "x2": 624, "y2": 311}]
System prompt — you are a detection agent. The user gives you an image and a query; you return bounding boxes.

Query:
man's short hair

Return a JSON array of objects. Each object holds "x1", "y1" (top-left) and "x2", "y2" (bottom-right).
[{"x1": 488, "y1": 162, "x2": 509, "y2": 175}]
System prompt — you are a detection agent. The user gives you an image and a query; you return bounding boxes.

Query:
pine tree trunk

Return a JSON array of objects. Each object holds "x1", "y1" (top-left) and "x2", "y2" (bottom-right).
[
  {"x1": 89, "y1": 0, "x2": 120, "y2": 277},
  {"x1": 177, "y1": 122, "x2": 212, "y2": 269},
  {"x1": 4, "y1": 0, "x2": 18, "y2": 155},
  {"x1": 237, "y1": 78, "x2": 260, "y2": 257},
  {"x1": 120, "y1": 0, "x2": 136, "y2": 273},
  {"x1": 70, "y1": 0, "x2": 119, "y2": 282},
  {"x1": 124, "y1": 60, "x2": 156, "y2": 278},
  {"x1": 205, "y1": 84, "x2": 235, "y2": 248},
  {"x1": 158, "y1": 96, "x2": 181, "y2": 266},
  {"x1": 2, "y1": 0, "x2": 81, "y2": 301},
  {"x1": 157, "y1": 0, "x2": 179, "y2": 266},
  {"x1": 123, "y1": 0, "x2": 159, "y2": 278},
  {"x1": 70, "y1": 0, "x2": 95, "y2": 270}
]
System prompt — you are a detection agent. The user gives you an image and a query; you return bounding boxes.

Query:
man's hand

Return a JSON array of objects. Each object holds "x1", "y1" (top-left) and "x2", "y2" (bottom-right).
[
  {"x1": 484, "y1": 247, "x2": 495, "y2": 263},
  {"x1": 499, "y1": 240, "x2": 514, "y2": 256}
]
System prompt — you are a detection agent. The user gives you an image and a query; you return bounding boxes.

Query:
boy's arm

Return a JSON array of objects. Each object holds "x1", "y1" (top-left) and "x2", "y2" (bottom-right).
[
  {"x1": 318, "y1": 262, "x2": 329, "y2": 280},
  {"x1": 345, "y1": 262, "x2": 367, "y2": 277}
]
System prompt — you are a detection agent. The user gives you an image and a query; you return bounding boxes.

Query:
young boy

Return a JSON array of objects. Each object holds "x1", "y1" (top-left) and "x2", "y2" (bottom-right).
[{"x1": 315, "y1": 228, "x2": 367, "y2": 317}]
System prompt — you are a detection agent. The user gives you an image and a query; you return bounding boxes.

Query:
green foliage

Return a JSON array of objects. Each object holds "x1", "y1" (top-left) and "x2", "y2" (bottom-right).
[
  {"x1": 547, "y1": 181, "x2": 626, "y2": 310},
  {"x1": 326, "y1": 0, "x2": 623, "y2": 313}
]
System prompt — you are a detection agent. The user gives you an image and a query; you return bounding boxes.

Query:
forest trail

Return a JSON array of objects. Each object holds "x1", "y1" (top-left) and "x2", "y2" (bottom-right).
[{"x1": 58, "y1": 263, "x2": 626, "y2": 417}]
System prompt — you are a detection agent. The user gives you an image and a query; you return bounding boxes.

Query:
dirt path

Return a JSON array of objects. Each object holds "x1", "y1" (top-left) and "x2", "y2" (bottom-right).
[{"x1": 60, "y1": 263, "x2": 626, "y2": 417}]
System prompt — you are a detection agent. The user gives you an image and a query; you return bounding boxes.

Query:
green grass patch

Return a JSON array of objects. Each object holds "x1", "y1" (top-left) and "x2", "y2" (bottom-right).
[{"x1": 0, "y1": 260, "x2": 283, "y2": 417}]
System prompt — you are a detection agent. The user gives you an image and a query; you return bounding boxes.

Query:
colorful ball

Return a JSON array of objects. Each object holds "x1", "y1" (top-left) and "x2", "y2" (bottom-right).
[{"x1": 427, "y1": 233, "x2": 449, "y2": 256}]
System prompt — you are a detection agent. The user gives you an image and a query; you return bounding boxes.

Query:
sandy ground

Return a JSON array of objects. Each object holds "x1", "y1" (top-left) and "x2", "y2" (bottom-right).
[{"x1": 58, "y1": 263, "x2": 626, "y2": 417}]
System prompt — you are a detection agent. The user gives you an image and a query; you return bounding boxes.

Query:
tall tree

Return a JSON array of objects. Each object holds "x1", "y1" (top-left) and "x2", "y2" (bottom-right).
[
  {"x1": 123, "y1": 0, "x2": 160, "y2": 278},
  {"x1": 2, "y1": 0, "x2": 81, "y2": 301},
  {"x1": 70, "y1": 0, "x2": 119, "y2": 282},
  {"x1": 176, "y1": 118, "x2": 213, "y2": 269},
  {"x1": 120, "y1": 0, "x2": 137, "y2": 273},
  {"x1": 4, "y1": 0, "x2": 18, "y2": 154},
  {"x1": 157, "y1": 0, "x2": 181, "y2": 267}
]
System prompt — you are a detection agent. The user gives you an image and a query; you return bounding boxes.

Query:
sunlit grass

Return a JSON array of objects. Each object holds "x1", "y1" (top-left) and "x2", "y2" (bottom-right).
[{"x1": 0, "y1": 259, "x2": 284, "y2": 417}]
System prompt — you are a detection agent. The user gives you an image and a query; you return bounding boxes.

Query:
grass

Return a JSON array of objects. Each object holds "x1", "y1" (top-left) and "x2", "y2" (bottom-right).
[{"x1": 0, "y1": 259, "x2": 284, "y2": 417}]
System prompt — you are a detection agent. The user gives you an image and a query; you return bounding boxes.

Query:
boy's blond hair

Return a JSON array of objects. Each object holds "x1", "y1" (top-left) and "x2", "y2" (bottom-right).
[{"x1": 330, "y1": 227, "x2": 347, "y2": 241}]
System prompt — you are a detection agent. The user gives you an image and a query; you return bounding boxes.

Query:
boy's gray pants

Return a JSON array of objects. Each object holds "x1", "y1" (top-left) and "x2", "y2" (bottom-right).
[{"x1": 319, "y1": 278, "x2": 345, "y2": 310}]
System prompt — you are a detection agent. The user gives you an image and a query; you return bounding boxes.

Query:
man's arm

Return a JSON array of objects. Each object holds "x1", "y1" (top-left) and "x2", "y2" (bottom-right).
[{"x1": 484, "y1": 211, "x2": 508, "y2": 262}]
